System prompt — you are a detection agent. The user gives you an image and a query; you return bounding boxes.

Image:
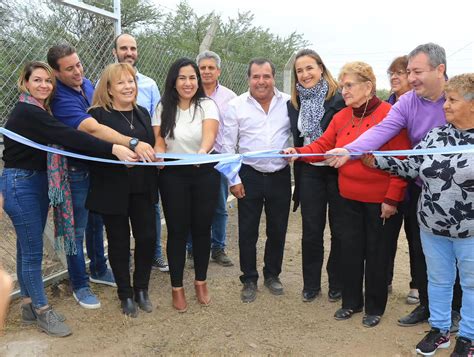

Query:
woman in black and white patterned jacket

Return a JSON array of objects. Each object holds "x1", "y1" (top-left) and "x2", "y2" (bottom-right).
[{"x1": 364, "y1": 73, "x2": 474, "y2": 356}]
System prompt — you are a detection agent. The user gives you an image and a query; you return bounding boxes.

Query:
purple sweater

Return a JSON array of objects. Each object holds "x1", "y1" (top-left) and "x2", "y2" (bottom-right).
[{"x1": 345, "y1": 90, "x2": 446, "y2": 151}]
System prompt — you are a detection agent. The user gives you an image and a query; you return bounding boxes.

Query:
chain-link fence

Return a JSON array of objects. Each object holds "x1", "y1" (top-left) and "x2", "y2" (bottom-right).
[
  {"x1": 0, "y1": 0, "x2": 287, "y2": 127},
  {"x1": 0, "y1": 0, "x2": 284, "y2": 291}
]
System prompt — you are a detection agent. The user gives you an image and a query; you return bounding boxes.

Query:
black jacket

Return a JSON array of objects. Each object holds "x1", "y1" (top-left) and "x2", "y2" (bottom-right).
[
  {"x1": 287, "y1": 92, "x2": 345, "y2": 211},
  {"x1": 85, "y1": 105, "x2": 159, "y2": 216}
]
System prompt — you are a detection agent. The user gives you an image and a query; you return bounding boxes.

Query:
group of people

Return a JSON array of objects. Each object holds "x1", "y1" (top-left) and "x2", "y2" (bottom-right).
[{"x1": 0, "y1": 37, "x2": 473, "y2": 357}]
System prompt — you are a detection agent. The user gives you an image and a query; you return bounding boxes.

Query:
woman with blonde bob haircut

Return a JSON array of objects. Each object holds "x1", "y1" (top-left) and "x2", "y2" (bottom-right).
[
  {"x1": 86, "y1": 63, "x2": 159, "y2": 318},
  {"x1": 287, "y1": 49, "x2": 346, "y2": 303},
  {"x1": 284, "y1": 61, "x2": 410, "y2": 327},
  {"x1": 2, "y1": 61, "x2": 131, "y2": 336}
]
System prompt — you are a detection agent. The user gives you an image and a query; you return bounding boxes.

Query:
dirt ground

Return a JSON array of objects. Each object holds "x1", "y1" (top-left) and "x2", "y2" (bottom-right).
[{"x1": 0, "y1": 198, "x2": 455, "y2": 357}]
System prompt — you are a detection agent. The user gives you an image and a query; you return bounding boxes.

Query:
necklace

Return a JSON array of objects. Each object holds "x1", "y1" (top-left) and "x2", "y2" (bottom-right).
[
  {"x1": 117, "y1": 109, "x2": 134, "y2": 130},
  {"x1": 350, "y1": 99, "x2": 369, "y2": 127}
]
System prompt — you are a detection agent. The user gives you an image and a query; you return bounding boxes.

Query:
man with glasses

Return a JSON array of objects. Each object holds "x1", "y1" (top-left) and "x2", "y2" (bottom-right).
[{"x1": 325, "y1": 43, "x2": 462, "y2": 344}]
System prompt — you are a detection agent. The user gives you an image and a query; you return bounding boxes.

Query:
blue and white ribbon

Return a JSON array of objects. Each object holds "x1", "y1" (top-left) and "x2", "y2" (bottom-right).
[{"x1": 2, "y1": 127, "x2": 474, "y2": 185}]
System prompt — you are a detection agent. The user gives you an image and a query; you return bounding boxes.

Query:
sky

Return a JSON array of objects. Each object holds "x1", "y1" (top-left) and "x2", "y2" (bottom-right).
[{"x1": 153, "y1": 0, "x2": 473, "y2": 90}]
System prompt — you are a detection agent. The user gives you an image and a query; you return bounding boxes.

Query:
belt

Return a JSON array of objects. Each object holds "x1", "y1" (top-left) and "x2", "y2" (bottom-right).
[{"x1": 242, "y1": 164, "x2": 289, "y2": 176}]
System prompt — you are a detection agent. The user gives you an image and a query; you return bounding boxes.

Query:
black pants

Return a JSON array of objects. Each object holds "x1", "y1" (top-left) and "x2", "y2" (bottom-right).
[
  {"x1": 238, "y1": 164, "x2": 291, "y2": 284},
  {"x1": 101, "y1": 193, "x2": 156, "y2": 301},
  {"x1": 300, "y1": 163, "x2": 344, "y2": 293},
  {"x1": 405, "y1": 183, "x2": 462, "y2": 311},
  {"x1": 386, "y1": 202, "x2": 412, "y2": 288},
  {"x1": 340, "y1": 198, "x2": 402, "y2": 316},
  {"x1": 159, "y1": 164, "x2": 219, "y2": 287}
]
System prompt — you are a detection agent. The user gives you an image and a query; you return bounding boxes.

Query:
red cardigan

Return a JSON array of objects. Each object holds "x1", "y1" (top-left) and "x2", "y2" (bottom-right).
[{"x1": 296, "y1": 101, "x2": 410, "y2": 204}]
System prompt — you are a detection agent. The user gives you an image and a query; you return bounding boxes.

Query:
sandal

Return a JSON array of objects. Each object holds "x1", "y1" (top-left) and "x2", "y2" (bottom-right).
[
  {"x1": 362, "y1": 314, "x2": 381, "y2": 327},
  {"x1": 334, "y1": 307, "x2": 363, "y2": 320}
]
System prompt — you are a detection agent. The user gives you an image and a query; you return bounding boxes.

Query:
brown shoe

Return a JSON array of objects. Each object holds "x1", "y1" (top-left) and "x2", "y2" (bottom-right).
[
  {"x1": 171, "y1": 288, "x2": 188, "y2": 313},
  {"x1": 194, "y1": 281, "x2": 211, "y2": 306}
]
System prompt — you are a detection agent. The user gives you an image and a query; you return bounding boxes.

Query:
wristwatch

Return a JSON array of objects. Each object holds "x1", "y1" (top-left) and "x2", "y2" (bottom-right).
[{"x1": 129, "y1": 137, "x2": 139, "y2": 151}]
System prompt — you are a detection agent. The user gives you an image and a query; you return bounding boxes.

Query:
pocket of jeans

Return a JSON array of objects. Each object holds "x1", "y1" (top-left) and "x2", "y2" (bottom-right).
[
  {"x1": 68, "y1": 170, "x2": 89, "y2": 183},
  {"x1": 14, "y1": 169, "x2": 36, "y2": 180}
]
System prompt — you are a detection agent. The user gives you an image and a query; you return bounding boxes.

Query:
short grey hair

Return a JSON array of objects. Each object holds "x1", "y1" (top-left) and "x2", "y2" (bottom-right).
[
  {"x1": 408, "y1": 43, "x2": 447, "y2": 78},
  {"x1": 196, "y1": 50, "x2": 221, "y2": 69}
]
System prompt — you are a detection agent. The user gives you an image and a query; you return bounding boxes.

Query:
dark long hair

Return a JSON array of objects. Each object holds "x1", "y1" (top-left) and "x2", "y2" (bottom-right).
[{"x1": 160, "y1": 57, "x2": 205, "y2": 139}]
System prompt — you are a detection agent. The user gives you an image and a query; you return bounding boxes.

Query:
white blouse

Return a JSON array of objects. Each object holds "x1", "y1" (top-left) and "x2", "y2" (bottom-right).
[{"x1": 152, "y1": 98, "x2": 219, "y2": 154}]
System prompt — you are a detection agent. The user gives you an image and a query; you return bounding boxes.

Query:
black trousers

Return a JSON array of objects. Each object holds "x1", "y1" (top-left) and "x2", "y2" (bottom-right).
[
  {"x1": 405, "y1": 183, "x2": 462, "y2": 311},
  {"x1": 340, "y1": 198, "x2": 402, "y2": 316},
  {"x1": 101, "y1": 193, "x2": 156, "y2": 300},
  {"x1": 238, "y1": 164, "x2": 291, "y2": 284},
  {"x1": 386, "y1": 202, "x2": 409, "y2": 287},
  {"x1": 159, "y1": 164, "x2": 219, "y2": 287},
  {"x1": 300, "y1": 163, "x2": 344, "y2": 293}
]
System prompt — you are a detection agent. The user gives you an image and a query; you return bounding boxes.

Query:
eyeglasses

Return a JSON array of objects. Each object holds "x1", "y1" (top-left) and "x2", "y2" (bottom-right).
[
  {"x1": 339, "y1": 82, "x2": 363, "y2": 91},
  {"x1": 387, "y1": 70, "x2": 407, "y2": 78}
]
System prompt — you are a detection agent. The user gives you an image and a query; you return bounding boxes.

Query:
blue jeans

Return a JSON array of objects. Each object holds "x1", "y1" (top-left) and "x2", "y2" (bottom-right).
[
  {"x1": 211, "y1": 173, "x2": 229, "y2": 250},
  {"x1": 187, "y1": 173, "x2": 229, "y2": 252},
  {"x1": 67, "y1": 168, "x2": 107, "y2": 290},
  {"x1": 153, "y1": 202, "x2": 163, "y2": 259},
  {"x1": 85, "y1": 212, "x2": 108, "y2": 277},
  {"x1": 420, "y1": 230, "x2": 474, "y2": 340},
  {"x1": 2, "y1": 168, "x2": 49, "y2": 308}
]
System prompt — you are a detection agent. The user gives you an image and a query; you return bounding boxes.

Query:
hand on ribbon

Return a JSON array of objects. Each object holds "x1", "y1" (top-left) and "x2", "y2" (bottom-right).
[
  {"x1": 324, "y1": 148, "x2": 350, "y2": 168},
  {"x1": 112, "y1": 144, "x2": 138, "y2": 163},
  {"x1": 361, "y1": 153, "x2": 376, "y2": 168},
  {"x1": 281, "y1": 147, "x2": 298, "y2": 163},
  {"x1": 135, "y1": 141, "x2": 156, "y2": 162}
]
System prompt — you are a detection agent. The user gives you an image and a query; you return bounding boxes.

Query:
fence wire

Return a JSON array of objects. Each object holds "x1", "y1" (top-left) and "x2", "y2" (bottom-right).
[
  {"x1": 0, "y1": 0, "x2": 282, "y2": 287},
  {"x1": 0, "y1": 0, "x2": 285, "y2": 127}
]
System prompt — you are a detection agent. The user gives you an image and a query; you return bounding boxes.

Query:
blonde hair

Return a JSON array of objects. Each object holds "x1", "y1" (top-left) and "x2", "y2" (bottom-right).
[
  {"x1": 445, "y1": 73, "x2": 474, "y2": 101},
  {"x1": 291, "y1": 49, "x2": 338, "y2": 109},
  {"x1": 338, "y1": 61, "x2": 376, "y2": 95},
  {"x1": 17, "y1": 61, "x2": 56, "y2": 109},
  {"x1": 91, "y1": 63, "x2": 137, "y2": 111}
]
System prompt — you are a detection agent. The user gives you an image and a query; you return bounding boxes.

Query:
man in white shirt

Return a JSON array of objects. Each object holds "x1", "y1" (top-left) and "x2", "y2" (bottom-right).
[
  {"x1": 221, "y1": 58, "x2": 292, "y2": 303},
  {"x1": 113, "y1": 33, "x2": 168, "y2": 272}
]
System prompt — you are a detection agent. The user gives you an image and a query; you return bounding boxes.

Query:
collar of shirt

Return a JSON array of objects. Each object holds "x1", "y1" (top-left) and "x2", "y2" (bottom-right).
[
  {"x1": 420, "y1": 91, "x2": 446, "y2": 103},
  {"x1": 244, "y1": 87, "x2": 284, "y2": 112}
]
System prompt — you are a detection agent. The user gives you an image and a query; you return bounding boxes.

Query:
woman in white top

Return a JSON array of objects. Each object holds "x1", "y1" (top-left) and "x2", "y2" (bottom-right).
[{"x1": 152, "y1": 58, "x2": 220, "y2": 312}]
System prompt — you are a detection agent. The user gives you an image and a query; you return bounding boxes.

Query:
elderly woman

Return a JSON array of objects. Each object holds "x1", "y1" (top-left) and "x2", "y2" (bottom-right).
[
  {"x1": 86, "y1": 63, "x2": 158, "y2": 318},
  {"x1": 153, "y1": 58, "x2": 220, "y2": 312},
  {"x1": 1, "y1": 61, "x2": 133, "y2": 336},
  {"x1": 385, "y1": 55, "x2": 419, "y2": 303},
  {"x1": 287, "y1": 49, "x2": 345, "y2": 302},
  {"x1": 284, "y1": 61, "x2": 410, "y2": 327},
  {"x1": 364, "y1": 73, "x2": 474, "y2": 356}
]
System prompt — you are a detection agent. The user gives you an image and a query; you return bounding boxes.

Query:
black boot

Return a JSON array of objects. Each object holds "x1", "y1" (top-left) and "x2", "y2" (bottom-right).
[
  {"x1": 121, "y1": 298, "x2": 138, "y2": 318},
  {"x1": 134, "y1": 289, "x2": 153, "y2": 313}
]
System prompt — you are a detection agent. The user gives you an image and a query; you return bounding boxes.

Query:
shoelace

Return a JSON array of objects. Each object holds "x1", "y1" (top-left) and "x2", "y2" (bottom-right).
[{"x1": 45, "y1": 309, "x2": 61, "y2": 324}]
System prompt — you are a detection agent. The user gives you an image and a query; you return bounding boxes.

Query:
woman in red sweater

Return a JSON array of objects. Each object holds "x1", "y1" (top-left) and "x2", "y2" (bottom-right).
[{"x1": 284, "y1": 61, "x2": 410, "y2": 327}]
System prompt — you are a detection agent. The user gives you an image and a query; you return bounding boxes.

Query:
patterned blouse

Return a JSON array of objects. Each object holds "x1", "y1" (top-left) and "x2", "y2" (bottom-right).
[{"x1": 375, "y1": 124, "x2": 474, "y2": 238}]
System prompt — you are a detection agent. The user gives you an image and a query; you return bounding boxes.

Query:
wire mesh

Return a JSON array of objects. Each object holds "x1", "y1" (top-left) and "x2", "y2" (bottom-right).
[
  {"x1": 0, "y1": 0, "x2": 282, "y2": 286},
  {"x1": 0, "y1": 0, "x2": 283, "y2": 127}
]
